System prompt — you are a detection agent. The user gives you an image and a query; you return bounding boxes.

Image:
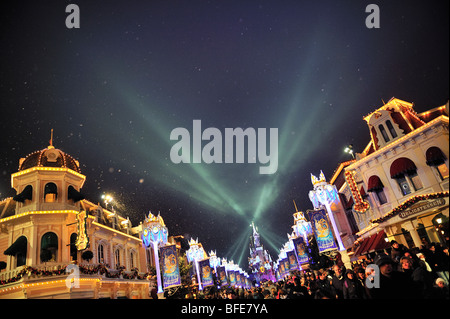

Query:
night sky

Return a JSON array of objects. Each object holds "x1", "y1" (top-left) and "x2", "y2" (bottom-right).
[{"x1": 1, "y1": 0, "x2": 448, "y2": 269}]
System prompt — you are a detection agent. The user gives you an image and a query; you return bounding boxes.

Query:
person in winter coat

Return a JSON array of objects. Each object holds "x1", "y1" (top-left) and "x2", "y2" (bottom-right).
[
  {"x1": 314, "y1": 269, "x2": 335, "y2": 299},
  {"x1": 430, "y1": 277, "x2": 449, "y2": 299},
  {"x1": 343, "y1": 269, "x2": 364, "y2": 299},
  {"x1": 390, "y1": 240, "x2": 407, "y2": 263},
  {"x1": 369, "y1": 254, "x2": 418, "y2": 299},
  {"x1": 331, "y1": 264, "x2": 345, "y2": 299}
]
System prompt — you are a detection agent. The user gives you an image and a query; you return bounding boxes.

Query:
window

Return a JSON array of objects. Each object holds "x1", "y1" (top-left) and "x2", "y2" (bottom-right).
[
  {"x1": 436, "y1": 163, "x2": 449, "y2": 180},
  {"x1": 115, "y1": 249, "x2": 121, "y2": 268},
  {"x1": 409, "y1": 171, "x2": 423, "y2": 191},
  {"x1": 44, "y1": 182, "x2": 58, "y2": 202},
  {"x1": 397, "y1": 175, "x2": 411, "y2": 196},
  {"x1": 70, "y1": 233, "x2": 78, "y2": 261},
  {"x1": 385, "y1": 120, "x2": 397, "y2": 138},
  {"x1": 98, "y1": 244, "x2": 104, "y2": 264},
  {"x1": 378, "y1": 124, "x2": 390, "y2": 143},
  {"x1": 130, "y1": 251, "x2": 135, "y2": 269},
  {"x1": 41, "y1": 232, "x2": 58, "y2": 263},
  {"x1": 374, "y1": 189, "x2": 388, "y2": 205}
]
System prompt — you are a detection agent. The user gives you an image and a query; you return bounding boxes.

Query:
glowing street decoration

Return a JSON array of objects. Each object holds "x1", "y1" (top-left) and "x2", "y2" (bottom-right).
[
  {"x1": 287, "y1": 250, "x2": 299, "y2": 270},
  {"x1": 75, "y1": 211, "x2": 89, "y2": 251},
  {"x1": 160, "y1": 244, "x2": 181, "y2": 289},
  {"x1": 199, "y1": 258, "x2": 214, "y2": 287},
  {"x1": 292, "y1": 236, "x2": 309, "y2": 265},
  {"x1": 307, "y1": 209, "x2": 338, "y2": 253},
  {"x1": 292, "y1": 210, "x2": 312, "y2": 243},
  {"x1": 309, "y1": 171, "x2": 345, "y2": 251},
  {"x1": 217, "y1": 266, "x2": 228, "y2": 286},
  {"x1": 141, "y1": 212, "x2": 168, "y2": 294},
  {"x1": 186, "y1": 238, "x2": 206, "y2": 291},
  {"x1": 344, "y1": 170, "x2": 370, "y2": 213}
]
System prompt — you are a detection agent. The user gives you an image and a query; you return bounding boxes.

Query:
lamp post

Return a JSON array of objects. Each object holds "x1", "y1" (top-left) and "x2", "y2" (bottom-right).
[
  {"x1": 186, "y1": 238, "x2": 205, "y2": 291},
  {"x1": 209, "y1": 250, "x2": 220, "y2": 275},
  {"x1": 344, "y1": 144, "x2": 355, "y2": 159},
  {"x1": 309, "y1": 171, "x2": 345, "y2": 251},
  {"x1": 292, "y1": 202, "x2": 313, "y2": 243},
  {"x1": 141, "y1": 212, "x2": 168, "y2": 294},
  {"x1": 101, "y1": 194, "x2": 114, "y2": 210}
]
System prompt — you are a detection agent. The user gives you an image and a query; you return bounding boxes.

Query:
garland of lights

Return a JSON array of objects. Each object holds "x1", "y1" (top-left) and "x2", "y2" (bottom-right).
[
  {"x1": 370, "y1": 191, "x2": 449, "y2": 224},
  {"x1": 0, "y1": 264, "x2": 150, "y2": 286},
  {"x1": 344, "y1": 170, "x2": 370, "y2": 213}
]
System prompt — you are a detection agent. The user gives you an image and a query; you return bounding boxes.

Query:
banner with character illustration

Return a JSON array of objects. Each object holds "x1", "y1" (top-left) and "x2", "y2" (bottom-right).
[
  {"x1": 160, "y1": 244, "x2": 181, "y2": 289},
  {"x1": 293, "y1": 236, "x2": 309, "y2": 265},
  {"x1": 216, "y1": 266, "x2": 228, "y2": 286},
  {"x1": 287, "y1": 250, "x2": 299, "y2": 270},
  {"x1": 198, "y1": 258, "x2": 214, "y2": 287},
  {"x1": 307, "y1": 209, "x2": 338, "y2": 253}
]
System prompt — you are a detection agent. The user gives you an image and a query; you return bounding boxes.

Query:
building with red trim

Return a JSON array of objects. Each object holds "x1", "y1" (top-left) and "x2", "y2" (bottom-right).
[{"x1": 343, "y1": 98, "x2": 448, "y2": 258}]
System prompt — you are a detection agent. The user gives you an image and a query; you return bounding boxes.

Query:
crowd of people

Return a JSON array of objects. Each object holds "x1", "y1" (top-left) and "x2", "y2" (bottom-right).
[{"x1": 169, "y1": 241, "x2": 449, "y2": 299}]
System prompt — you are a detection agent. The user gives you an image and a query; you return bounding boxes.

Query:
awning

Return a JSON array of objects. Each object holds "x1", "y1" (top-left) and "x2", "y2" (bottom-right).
[
  {"x1": 390, "y1": 157, "x2": 417, "y2": 179},
  {"x1": 4, "y1": 236, "x2": 27, "y2": 256},
  {"x1": 68, "y1": 185, "x2": 85, "y2": 202},
  {"x1": 366, "y1": 230, "x2": 389, "y2": 253},
  {"x1": 354, "y1": 231, "x2": 389, "y2": 257},
  {"x1": 13, "y1": 185, "x2": 33, "y2": 203},
  {"x1": 426, "y1": 146, "x2": 447, "y2": 166},
  {"x1": 367, "y1": 175, "x2": 384, "y2": 192},
  {"x1": 354, "y1": 236, "x2": 373, "y2": 257}
]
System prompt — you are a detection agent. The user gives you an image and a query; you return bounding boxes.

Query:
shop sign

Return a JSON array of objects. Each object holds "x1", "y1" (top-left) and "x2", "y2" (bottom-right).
[{"x1": 399, "y1": 198, "x2": 446, "y2": 219}]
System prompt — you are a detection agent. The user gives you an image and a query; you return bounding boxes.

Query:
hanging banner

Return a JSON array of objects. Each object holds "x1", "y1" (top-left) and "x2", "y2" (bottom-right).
[
  {"x1": 228, "y1": 270, "x2": 237, "y2": 287},
  {"x1": 307, "y1": 208, "x2": 338, "y2": 253},
  {"x1": 287, "y1": 250, "x2": 299, "y2": 271},
  {"x1": 160, "y1": 245, "x2": 181, "y2": 289},
  {"x1": 283, "y1": 258, "x2": 290, "y2": 276},
  {"x1": 236, "y1": 272, "x2": 242, "y2": 287},
  {"x1": 216, "y1": 266, "x2": 228, "y2": 286},
  {"x1": 198, "y1": 258, "x2": 214, "y2": 287},
  {"x1": 293, "y1": 236, "x2": 310, "y2": 265}
]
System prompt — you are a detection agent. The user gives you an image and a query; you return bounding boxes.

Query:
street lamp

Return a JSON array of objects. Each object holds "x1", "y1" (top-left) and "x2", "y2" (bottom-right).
[
  {"x1": 141, "y1": 212, "x2": 168, "y2": 294},
  {"x1": 209, "y1": 250, "x2": 220, "y2": 274},
  {"x1": 344, "y1": 144, "x2": 355, "y2": 159},
  {"x1": 309, "y1": 171, "x2": 345, "y2": 251},
  {"x1": 101, "y1": 194, "x2": 114, "y2": 210},
  {"x1": 186, "y1": 238, "x2": 206, "y2": 291}
]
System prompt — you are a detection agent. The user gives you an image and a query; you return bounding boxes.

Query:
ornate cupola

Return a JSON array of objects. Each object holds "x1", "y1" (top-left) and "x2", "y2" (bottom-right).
[
  {"x1": 364, "y1": 98, "x2": 426, "y2": 151},
  {"x1": 11, "y1": 130, "x2": 86, "y2": 215}
]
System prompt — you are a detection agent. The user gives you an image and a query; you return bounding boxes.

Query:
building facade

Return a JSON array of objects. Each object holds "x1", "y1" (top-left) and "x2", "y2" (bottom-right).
[
  {"x1": 0, "y1": 142, "x2": 153, "y2": 298},
  {"x1": 344, "y1": 98, "x2": 449, "y2": 256}
]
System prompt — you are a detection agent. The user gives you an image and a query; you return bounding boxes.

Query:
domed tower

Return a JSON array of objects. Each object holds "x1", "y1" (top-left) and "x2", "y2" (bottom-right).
[{"x1": 11, "y1": 132, "x2": 86, "y2": 215}]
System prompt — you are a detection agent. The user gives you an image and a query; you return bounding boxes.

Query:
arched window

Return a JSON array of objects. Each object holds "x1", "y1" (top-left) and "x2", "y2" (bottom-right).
[
  {"x1": 367, "y1": 175, "x2": 387, "y2": 205},
  {"x1": 378, "y1": 124, "x2": 390, "y2": 143},
  {"x1": 385, "y1": 120, "x2": 397, "y2": 138},
  {"x1": 390, "y1": 157, "x2": 423, "y2": 196},
  {"x1": 44, "y1": 182, "x2": 58, "y2": 202},
  {"x1": 41, "y1": 232, "x2": 58, "y2": 263},
  {"x1": 426, "y1": 146, "x2": 449, "y2": 180}
]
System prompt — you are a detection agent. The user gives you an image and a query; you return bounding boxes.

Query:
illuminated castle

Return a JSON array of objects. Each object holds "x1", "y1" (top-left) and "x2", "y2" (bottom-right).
[{"x1": 248, "y1": 222, "x2": 275, "y2": 283}]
